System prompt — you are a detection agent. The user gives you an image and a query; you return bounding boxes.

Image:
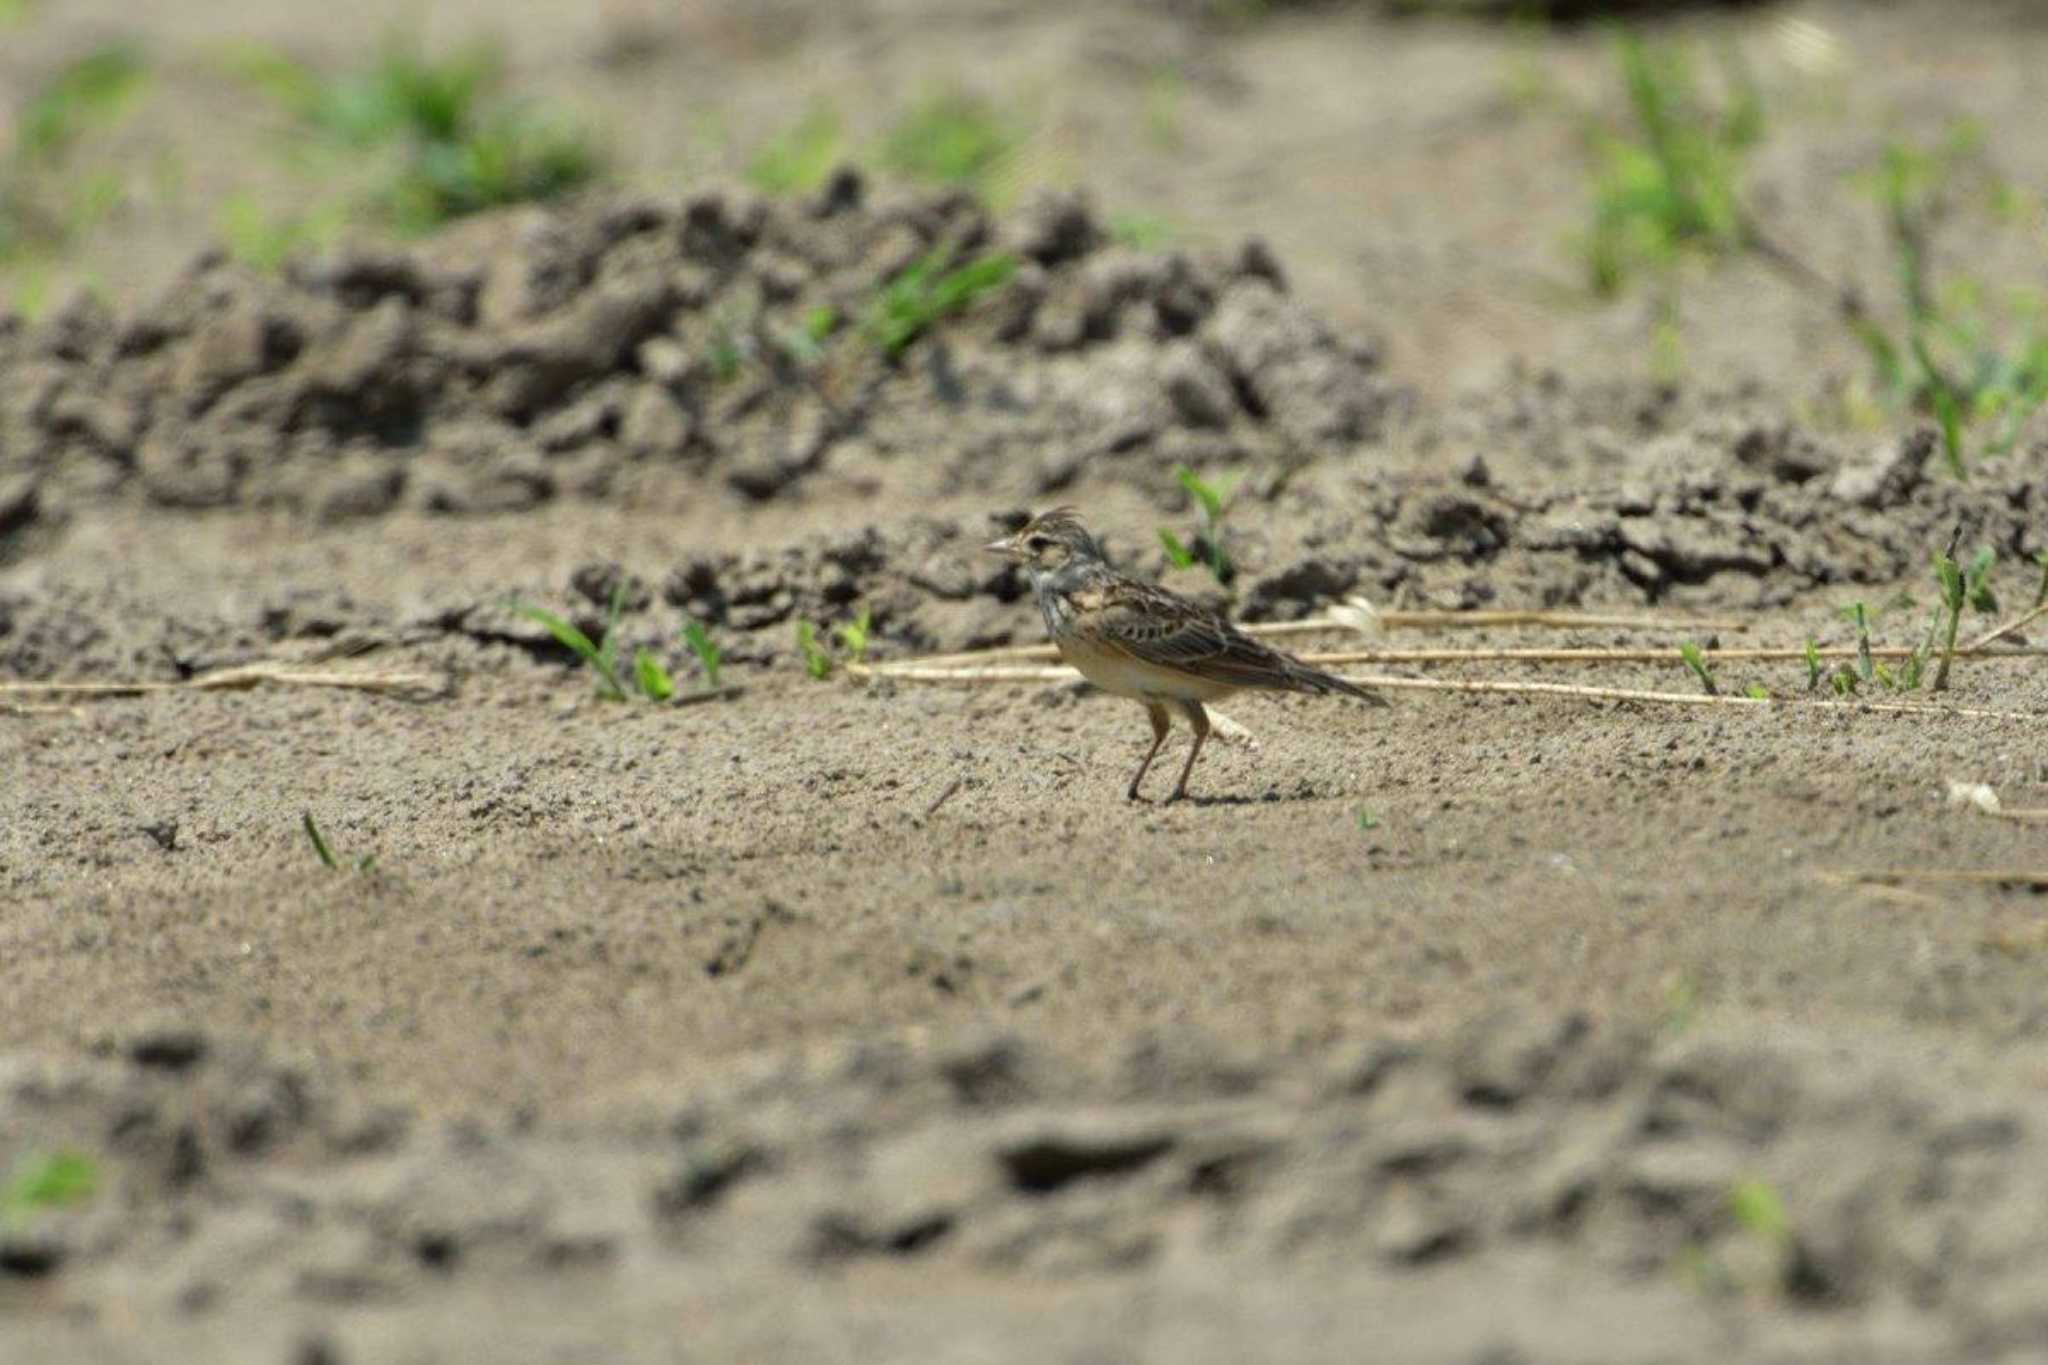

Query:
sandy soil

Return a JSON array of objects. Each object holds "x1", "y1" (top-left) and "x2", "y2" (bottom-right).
[{"x1": 4, "y1": 2, "x2": 2048, "y2": 1362}]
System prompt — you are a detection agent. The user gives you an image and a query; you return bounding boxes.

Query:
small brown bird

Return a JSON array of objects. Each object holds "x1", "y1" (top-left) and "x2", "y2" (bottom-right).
[{"x1": 986, "y1": 507, "x2": 1386, "y2": 802}]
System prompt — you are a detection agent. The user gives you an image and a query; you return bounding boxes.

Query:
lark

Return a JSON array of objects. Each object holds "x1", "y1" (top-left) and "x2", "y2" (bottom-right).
[{"x1": 986, "y1": 507, "x2": 1385, "y2": 802}]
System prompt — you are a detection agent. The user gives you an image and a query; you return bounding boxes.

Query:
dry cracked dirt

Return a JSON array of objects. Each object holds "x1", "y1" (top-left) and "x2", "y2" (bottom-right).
[{"x1": 4, "y1": 3, "x2": 2048, "y2": 1363}]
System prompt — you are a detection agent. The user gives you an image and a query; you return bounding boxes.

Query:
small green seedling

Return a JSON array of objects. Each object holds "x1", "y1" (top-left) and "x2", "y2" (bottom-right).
[
  {"x1": 1829, "y1": 665, "x2": 1859, "y2": 697},
  {"x1": 303, "y1": 809, "x2": 338, "y2": 869},
  {"x1": 1356, "y1": 810, "x2": 1380, "y2": 832},
  {"x1": 302, "y1": 811, "x2": 375, "y2": 873},
  {"x1": 1898, "y1": 639, "x2": 1928, "y2": 691},
  {"x1": 1167, "y1": 463, "x2": 1237, "y2": 583},
  {"x1": 1678, "y1": 641, "x2": 1718, "y2": 695},
  {"x1": 230, "y1": 37, "x2": 601, "y2": 233},
  {"x1": 0, "y1": 43, "x2": 148, "y2": 264},
  {"x1": 746, "y1": 102, "x2": 842, "y2": 195},
  {"x1": 634, "y1": 649, "x2": 675, "y2": 701},
  {"x1": 681, "y1": 620, "x2": 722, "y2": 690},
  {"x1": 774, "y1": 304, "x2": 839, "y2": 367},
  {"x1": 881, "y1": 89, "x2": 1015, "y2": 192},
  {"x1": 835, "y1": 607, "x2": 873, "y2": 663},
  {"x1": 1744, "y1": 684, "x2": 1769, "y2": 701},
  {"x1": 1802, "y1": 638, "x2": 1823, "y2": 691},
  {"x1": 706, "y1": 310, "x2": 748, "y2": 382},
  {"x1": 1840, "y1": 601, "x2": 1875, "y2": 682},
  {"x1": 3, "y1": 1150, "x2": 99, "y2": 1223},
  {"x1": 1727, "y1": 1177, "x2": 1791, "y2": 1249},
  {"x1": 1581, "y1": 32, "x2": 1763, "y2": 298},
  {"x1": 865, "y1": 250, "x2": 1016, "y2": 359},
  {"x1": 1109, "y1": 212, "x2": 1175, "y2": 250},
  {"x1": 796, "y1": 621, "x2": 833, "y2": 680},
  {"x1": 516, "y1": 583, "x2": 629, "y2": 702},
  {"x1": 1965, "y1": 546, "x2": 2000, "y2": 614},
  {"x1": 805, "y1": 304, "x2": 838, "y2": 344},
  {"x1": 218, "y1": 191, "x2": 349, "y2": 271},
  {"x1": 1931, "y1": 541, "x2": 1998, "y2": 692},
  {"x1": 1851, "y1": 127, "x2": 2048, "y2": 478},
  {"x1": 2034, "y1": 552, "x2": 2048, "y2": 609}
]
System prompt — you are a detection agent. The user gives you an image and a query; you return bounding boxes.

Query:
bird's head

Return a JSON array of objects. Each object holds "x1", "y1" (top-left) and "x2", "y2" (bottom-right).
[{"x1": 983, "y1": 507, "x2": 1104, "y2": 577}]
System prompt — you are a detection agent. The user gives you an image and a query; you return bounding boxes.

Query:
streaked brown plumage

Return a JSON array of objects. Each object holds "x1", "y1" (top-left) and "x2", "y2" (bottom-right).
[{"x1": 985, "y1": 507, "x2": 1385, "y2": 802}]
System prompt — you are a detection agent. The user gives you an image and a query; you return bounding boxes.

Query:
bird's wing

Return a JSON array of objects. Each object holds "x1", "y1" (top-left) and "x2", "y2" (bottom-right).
[{"x1": 1069, "y1": 577, "x2": 1305, "y2": 691}]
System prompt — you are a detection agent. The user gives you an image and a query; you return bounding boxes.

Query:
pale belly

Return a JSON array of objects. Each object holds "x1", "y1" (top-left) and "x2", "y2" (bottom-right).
[{"x1": 1056, "y1": 635, "x2": 1238, "y2": 703}]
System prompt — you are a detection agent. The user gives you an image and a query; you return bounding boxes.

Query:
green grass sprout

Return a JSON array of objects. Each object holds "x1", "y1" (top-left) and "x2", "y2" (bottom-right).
[
  {"x1": 1727, "y1": 1177, "x2": 1791, "y2": 1249},
  {"x1": 635, "y1": 648, "x2": 675, "y2": 701},
  {"x1": 882, "y1": 89, "x2": 1014, "y2": 192},
  {"x1": 1802, "y1": 639, "x2": 1824, "y2": 691},
  {"x1": 707, "y1": 311, "x2": 747, "y2": 382},
  {"x1": 1109, "y1": 212, "x2": 1176, "y2": 250},
  {"x1": 18, "y1": 45, "x2": 148, "y2": 165},
  {"x1": 1169, "y1": 464, "x2": 1237, "y2": 583},
  {"x1": 1574, "y1": 44, "x2": 2043, "y2": 478},
  {"x1": 218, "y1": 191, "x2": 348, "y2": 271},
  {"x1": 1582, "y1": 32, "x2": 1762, "y2": 299},
  {"x1": 516, "y1": 584, "x2": 629, "y2": 702},
  {"x1": 1847, "y1": 126, "x2": 2048, "y2": 478},
  {"x1": 835, "y1": 607, "x2": 873, "y2": 664},
  {"x1": 681, "y1": 621, "x2": 722, "y2": 690},
  {"x1": 0, "y1": 44, "x2": 148, "y2": 265},
  {"x1": 302, "y1": 811, "x2": 375, "y2": 873},
  {"x1": 747, "y1": 102, "x2": 842, "y2": 195},
  {"x1": 1931, "y1": 535, "x2": 1997, "y2": 692},
  {"x1": 774, "y1": 304, "x2": 839, "y2": 367},
  {"x1": 1840, "y1": 601, "x2": 1875, "y2": 683},
  {"x1": 302, "y1": 810, "x2": 339, "y2": 869},
  {"x1": 233, "y1": 37, "x2": 601, "y2": 233},
  {"x1": 795, "y1": 621, "x2": 833, "y2": 680},
  {"x1": 3, "y1": 1150, "x2": 99, "y2": 1222},
  {"x1": 1965, "y1": 546, "x2": 2000, "y2": 614},
  {"x1": 865, "y1": 250, "x2": 1016, "y2": 359},
  {"x1": 1678, "y1": 641, "x2": 1718, "y2": 695}
]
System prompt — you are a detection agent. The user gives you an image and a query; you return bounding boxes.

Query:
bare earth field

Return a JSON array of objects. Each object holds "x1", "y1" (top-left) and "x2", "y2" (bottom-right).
[{"x1": 3, "y1": 2, "x2": 2048, "y2": 1362}]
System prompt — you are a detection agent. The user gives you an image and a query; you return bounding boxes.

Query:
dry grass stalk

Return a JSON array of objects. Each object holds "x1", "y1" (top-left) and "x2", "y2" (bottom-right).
[
  {"x1": 0, "y1": 663, "x2": 445, "y2": 700},
  {"x1": 1821, "y1": 868, "x2": 2048, "y2": 891},
  {"x1": 848, "y1": 660, "x2": 2045, "y2": 721}
]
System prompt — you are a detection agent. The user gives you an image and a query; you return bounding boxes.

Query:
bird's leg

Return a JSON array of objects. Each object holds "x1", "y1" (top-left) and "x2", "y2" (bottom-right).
[
  {"x1": 1167, "y1": 700, "x2": 1210, "y2": 802},
  {"x1": 1127, "y1": 702, "x2": 1172, "y2": 801}
]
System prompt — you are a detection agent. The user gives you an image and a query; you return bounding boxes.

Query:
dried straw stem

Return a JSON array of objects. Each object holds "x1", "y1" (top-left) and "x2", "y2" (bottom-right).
[{"x1": 0, "y1": 663, "x2": 445, "y2": 700}]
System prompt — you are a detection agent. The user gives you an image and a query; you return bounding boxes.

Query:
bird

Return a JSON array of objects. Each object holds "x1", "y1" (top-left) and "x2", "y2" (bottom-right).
[{"x1": 984, "y1": 507, "x2": 1386, "y2": 802}]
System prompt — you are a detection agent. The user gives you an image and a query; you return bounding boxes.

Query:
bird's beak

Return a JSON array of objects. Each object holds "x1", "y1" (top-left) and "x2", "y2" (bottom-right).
[{"x1": 983, "y1": 534, "x2": 1020, "y2": 560}]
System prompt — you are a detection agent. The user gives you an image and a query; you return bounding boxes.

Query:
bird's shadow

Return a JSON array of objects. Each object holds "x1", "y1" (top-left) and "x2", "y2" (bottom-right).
[{"x1": 1137, "y1": 788, "x2": 1316, "y2": 809}]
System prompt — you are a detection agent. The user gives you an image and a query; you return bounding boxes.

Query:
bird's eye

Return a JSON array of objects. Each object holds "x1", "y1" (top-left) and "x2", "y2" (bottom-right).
[{"x1": 1025, "y1": 534, "x2": 1051, "y2": 552}]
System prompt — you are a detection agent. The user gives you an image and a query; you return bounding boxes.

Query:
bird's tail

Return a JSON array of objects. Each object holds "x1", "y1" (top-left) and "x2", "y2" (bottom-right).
[{"x1": 1292, "y1": 663, "x2": 1390, "y2": 707}]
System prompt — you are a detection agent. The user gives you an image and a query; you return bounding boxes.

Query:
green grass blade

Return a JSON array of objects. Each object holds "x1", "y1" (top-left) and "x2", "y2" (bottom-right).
[
  {"x1": 1678, "y1": 641, "x2": 1717, "y2": 695},
  {"x1": 796, "y1": 622, "x2": 832, "y2": 680},
  {"x1": 514, "y1": 602, "x2": 626, "y2": 701},
  {"x1": 681, "y1": 621, "x2": 722, "y2": 690},
  {"x1": 1175, "y1": 464, "x2": 1223, "y2": 522},
  {"x1": 635, "y1": 648, "x2": 675, "y2": 701},
  {"x1": 302, "y1": 811, "x2": 339, "y2": 870},
  {"x1": 4, "y1": 1151, "x2": 99, "y2": 1216}
]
